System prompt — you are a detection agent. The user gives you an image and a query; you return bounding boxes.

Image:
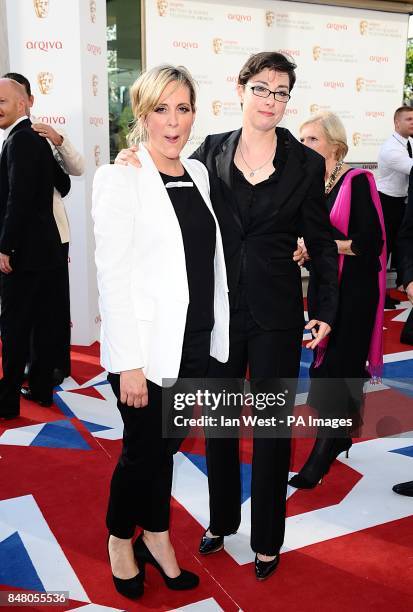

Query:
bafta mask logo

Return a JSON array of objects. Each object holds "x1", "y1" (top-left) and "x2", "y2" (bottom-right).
[
  {"x1": 37, "y1": 71, "x2": 54, "y2": 94},
  {"x1": 352, "y1": 132, "x2": 362, "y2": 146},
  {"x1": 213, "y1": 38, "x2": 223, "y2": 54},
  {"x1": 356, "y1": 77, "x2": 365, "y2": 92},
  {"x1": 359, "y1": 20, "x2": 368, "y2": 35},
  {"x1": 157, "y1": 0, "x2": 168, "y2": 16},
  {"x1": 265, "y1": 11, "x2": 275, "y2": 28},
  {"x1": 90, "y1": 0, "x2": 97, "y2": 23},
  {"x1": 310, "y1": 104, "x2": 319, "y2": 114},
  {"x1": 92, "y1": 74, "x2": 98, "y2": 96},
  {"x1": 33, "y1": 0, "x2": 49, "y2": 18},
  {"x1": 94, "y1": 144, "x2": 101, "y2": 166},
  {"x1": 212, "y1": 100, "x2": 223, "y2": 116},
  {"x1": 312, "y1": 46, "x2": 321, "y2": 61}
]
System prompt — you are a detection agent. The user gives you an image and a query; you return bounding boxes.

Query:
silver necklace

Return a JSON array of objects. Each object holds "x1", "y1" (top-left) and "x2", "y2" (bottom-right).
[
  {"x1": 239, "y1": 138, "x2": 276, "y2": 177},
  {"x1": 325, "y1": 160, "x2": 344, "y2": 194}
]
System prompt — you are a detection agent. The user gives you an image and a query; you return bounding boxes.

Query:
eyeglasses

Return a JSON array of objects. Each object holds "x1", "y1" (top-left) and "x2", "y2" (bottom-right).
[{"x1": 248, "y1": 85, "x2": 291, "y2": 103}]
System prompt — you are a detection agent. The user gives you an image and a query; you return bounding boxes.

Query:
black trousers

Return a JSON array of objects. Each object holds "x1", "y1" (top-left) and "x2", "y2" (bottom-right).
[
  {"x1": 29, "y1": 243, "x2": 71, "y2": 376},
  {"x1": 206, "y1": 305, "x2": 302, "y2": 555},
  {"x1": 379, "y1": 191, "x2": 405, "y2": 283},
  {"x1": 0, "y1": 266, "x2": 61, "y2": 413},
  {"x1": 106, "y1": 330, "x2": 211, "y2": 539}
]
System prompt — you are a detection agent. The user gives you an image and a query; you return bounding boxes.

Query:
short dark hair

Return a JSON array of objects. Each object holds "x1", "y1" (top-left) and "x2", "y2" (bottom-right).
[
  {"x1": 2, "y1": 72, "x2": 32, "y2": 97},
  {"x1": 238, "y1": 52, "x2": 297, "y2": 91},
  {"x1": 394, "y1": 105, "x2": 413, "y2": 121}
]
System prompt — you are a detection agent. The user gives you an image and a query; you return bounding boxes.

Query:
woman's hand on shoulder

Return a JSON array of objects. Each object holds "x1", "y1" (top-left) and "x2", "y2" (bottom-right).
[
  {"x1": 120, "y1": 368, "x2": 148, "y2": 408},
  {"x1": 115, "y1": 145, "x2": 141, "y2": 169}
]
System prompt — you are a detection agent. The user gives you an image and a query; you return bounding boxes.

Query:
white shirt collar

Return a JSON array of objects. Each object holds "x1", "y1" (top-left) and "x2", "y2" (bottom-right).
[
  {"x1": 3, "y1": 115, "x2": 29, "y2": 141},
  {"x1": 393, "y1": 131, "x2": 410, "y2": 146}
]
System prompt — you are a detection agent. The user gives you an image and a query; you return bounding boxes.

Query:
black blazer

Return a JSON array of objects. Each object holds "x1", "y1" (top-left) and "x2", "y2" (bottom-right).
[
  {"x1": 398, "y1": 167, "x2": 413, "y2": 287},
  {"x1": 191, "y1": 127, "x2": 338, "y2": 329},
  {"x1": 0, "y1": 118, "x2": 70, "y2": 271}
]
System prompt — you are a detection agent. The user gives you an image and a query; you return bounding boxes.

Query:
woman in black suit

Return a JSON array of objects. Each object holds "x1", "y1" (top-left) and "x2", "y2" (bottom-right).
[
  {"x1": 191, "y1": 52, "x2": 338, "y2": 579},
  {"x1": 116, "y1": 52, "x2": 338, "y2": 580}
]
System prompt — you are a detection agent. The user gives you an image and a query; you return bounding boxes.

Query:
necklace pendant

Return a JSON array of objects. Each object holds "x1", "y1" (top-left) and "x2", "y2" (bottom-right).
[{"x1": 250, "y1": 171, "x2": 255, "y2": 177}]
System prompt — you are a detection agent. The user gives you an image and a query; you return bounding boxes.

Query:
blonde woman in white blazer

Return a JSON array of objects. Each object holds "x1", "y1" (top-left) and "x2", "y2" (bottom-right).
[{"x1": 92, "y1": 65, "x2": 229, "y2": 600}]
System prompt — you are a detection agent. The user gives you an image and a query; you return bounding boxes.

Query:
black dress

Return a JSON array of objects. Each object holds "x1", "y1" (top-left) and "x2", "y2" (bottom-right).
[{"x1": 307, "y1": 171, "x2": 383, "y2": 426}]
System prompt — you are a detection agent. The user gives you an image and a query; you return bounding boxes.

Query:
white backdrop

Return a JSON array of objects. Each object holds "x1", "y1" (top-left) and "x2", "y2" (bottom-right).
[
  {"x1": 5, "y1": 0, "x2": 109, "y2": 345},
  {"x1": 145, "y1": 0, "x2": 409, "y2": 163}
]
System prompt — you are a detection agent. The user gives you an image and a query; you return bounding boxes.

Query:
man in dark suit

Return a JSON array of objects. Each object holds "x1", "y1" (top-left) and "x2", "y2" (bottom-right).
[
  {"x1": 392, "y1": 168, "x2": 413, "y2": 496},
  {"x1": 0, "y1": 78, "x2": 70, "y2": 418}
]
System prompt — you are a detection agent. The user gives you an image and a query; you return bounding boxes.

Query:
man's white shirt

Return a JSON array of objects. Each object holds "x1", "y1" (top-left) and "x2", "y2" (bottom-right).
[
  {"x1": 1, "y1": 115, "x2": 29, "y2": 142},
  {"x1": 376, "y1": 132, "x2": 413, "y2": 198}
]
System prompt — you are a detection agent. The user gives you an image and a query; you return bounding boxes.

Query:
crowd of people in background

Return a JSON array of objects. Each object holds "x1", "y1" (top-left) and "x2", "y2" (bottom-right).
[{"x1": 1, "y1": 51, "x2": 413, "y2": 602}]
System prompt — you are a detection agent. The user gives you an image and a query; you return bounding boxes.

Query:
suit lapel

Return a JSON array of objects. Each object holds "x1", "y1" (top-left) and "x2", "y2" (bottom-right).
[
  {"x1": 138, "y1": 144, "x2": 189, "y2": 299},
  {"x1": 214, "y1": 128, "x2": 243, "y2": 231},
  {"x1": 181, "y1": 158, "x2": 211, "y2": 214},
  {"x1": 271, "y1": 130, "x2": 308, "y2": 215},
  {"x1": 215, "y1": 128, "x2": 240, "y2": 188},
  {"x1": 0, "y1": 119, "x2": 31, "y2": 166},
  {"x1": 9, "y1": 118, "x2": 31, "y2": 137}
]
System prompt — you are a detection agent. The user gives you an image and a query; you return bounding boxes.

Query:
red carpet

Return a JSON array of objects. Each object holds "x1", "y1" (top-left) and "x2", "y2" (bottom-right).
[{"x1": 0, "y1": 289, "x2": 413, "y2": 611}]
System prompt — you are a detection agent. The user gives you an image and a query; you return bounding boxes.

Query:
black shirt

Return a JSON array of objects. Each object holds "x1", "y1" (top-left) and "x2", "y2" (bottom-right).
[
  {"x1": 232, "y1": 129, "x2": 288, "y2": 306},
  {"x1": 159, "y1": 169, "x2": 216, "y2": 332}
]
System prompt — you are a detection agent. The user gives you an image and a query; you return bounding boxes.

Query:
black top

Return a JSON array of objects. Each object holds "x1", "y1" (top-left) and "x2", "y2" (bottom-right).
[
  {"x1": 308, "y1": 170, "x2": 382, "y2": 322},
  {"x1": 159, "y1": 169, "x2": 216, "y2": 332},
  {"x1": 232, "y1": 133, "x2": 288, "y2": 308},
  {"x1": 326, "y1": 171, "x2": 383, "y2": 262},
  {"x1": 308, "y1": 170, "x2": 383, "y2": 408},
  {"x1": 191, "y1": 127, "x2": 338, "y2": 330}
]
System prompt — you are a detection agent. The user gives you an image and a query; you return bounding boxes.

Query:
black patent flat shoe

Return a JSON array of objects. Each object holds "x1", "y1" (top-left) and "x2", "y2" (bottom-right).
[
  {"x1": 392, "y1": 480, "x2": 413, "y2": 497},
  {"x1": 199, "y1": 530, "x2": 224, "y2": 555},
  {"x1": 254, "y1": 553, "x2": 280, "y2": 580},
  {"x1": 20, "y1": 387, "x2": 52, "y2": 407},
  {"x1": 134, "y1": 533, "x2": 199, "y2": 590}
]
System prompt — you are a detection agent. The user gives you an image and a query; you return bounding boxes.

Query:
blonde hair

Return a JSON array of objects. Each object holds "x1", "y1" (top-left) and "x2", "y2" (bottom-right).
[
  {"x1": 128, "y1": 64, "x2": 196, "y2": 144},
  {"x1": 301, "y1": 111, "x2": 348, "y2": 160}
]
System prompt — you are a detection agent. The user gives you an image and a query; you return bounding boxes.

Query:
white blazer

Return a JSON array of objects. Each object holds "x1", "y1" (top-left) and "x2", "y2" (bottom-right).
[
  {"x1": 92, "y1": 144, "x2": 229, "y2": 387},
  {"x1": 51, "y1": 132, "x2": 84, "y2": 243}
]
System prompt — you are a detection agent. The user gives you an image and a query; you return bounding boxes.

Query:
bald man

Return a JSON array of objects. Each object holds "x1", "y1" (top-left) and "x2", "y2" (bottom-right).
[
  {"x1": 3, "y1": 71, "x2": 85, "y2": 383},
  {"x1": 0, "y1": 78, "x2": 70, "y2": 418}
]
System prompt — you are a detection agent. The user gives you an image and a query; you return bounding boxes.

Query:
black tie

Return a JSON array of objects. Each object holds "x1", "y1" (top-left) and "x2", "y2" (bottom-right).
[{"x1": 407, "y1": 140, "x2": 412, "y2": 158}]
